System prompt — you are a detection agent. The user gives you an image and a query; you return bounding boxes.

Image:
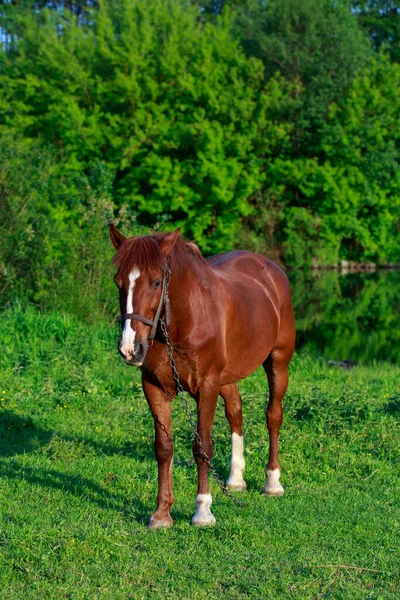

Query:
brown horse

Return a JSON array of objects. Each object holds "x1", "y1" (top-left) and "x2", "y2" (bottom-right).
[{"x1": 110, "y1": 225, "x2": 295, "y2": 528}]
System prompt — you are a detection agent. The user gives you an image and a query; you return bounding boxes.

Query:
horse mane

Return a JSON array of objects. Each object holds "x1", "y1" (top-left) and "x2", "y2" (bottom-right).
[{"x1": 112, "y1": 232, "x2": 207, "y2": 278}]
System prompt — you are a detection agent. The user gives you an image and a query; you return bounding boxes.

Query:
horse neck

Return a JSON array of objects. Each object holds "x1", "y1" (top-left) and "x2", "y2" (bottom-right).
[{"x1": 167, "y1": 260, "x2": 213, "y2": 324}]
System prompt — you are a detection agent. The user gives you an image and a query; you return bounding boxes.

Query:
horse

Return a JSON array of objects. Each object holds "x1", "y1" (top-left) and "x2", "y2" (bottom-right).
[{"x1": 110, "y1": 225, "x2": 296, "y2": 528}]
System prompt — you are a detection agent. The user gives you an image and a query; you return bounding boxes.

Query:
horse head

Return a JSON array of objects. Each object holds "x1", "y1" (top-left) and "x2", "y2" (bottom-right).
[{"x1": 110, "y1": 225, "x2": 180, "y2": 366}]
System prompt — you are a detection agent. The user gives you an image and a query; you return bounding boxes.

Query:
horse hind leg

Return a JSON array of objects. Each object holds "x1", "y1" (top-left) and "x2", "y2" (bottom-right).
[
  {"x1": 219, "y1": 383, "x2": 247, "y2": 491},
  {"x1": 262, "y1": 349, "x2": 291, "y2": 496}
]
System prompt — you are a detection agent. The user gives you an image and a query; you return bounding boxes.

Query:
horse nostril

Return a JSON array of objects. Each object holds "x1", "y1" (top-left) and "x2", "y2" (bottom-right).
[{"x1": 134, "y1": 341, "x2": 147, "y2": 360}]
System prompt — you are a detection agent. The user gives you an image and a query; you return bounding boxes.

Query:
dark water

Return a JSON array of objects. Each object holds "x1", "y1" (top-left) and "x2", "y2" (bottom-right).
[{"x1": 290, "y1": 270, "x2": 400, "y2": 363}]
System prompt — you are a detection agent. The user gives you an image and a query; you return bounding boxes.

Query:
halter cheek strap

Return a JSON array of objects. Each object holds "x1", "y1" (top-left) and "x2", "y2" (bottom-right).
[{"x1": 120, "y1": 267, "x2": 171, "y2": 341}]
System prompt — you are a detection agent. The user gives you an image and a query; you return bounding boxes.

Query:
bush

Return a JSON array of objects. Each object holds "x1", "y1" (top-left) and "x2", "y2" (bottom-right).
[
  {"x1": 0, "y1": 0, "x2": 288, "y2": 252},
  {"x1": 1, "y1": 0, "x2": 399, "y2": 267},
  {"x1": 0, "y1": 134, "x2": 141, "y2": 319}
]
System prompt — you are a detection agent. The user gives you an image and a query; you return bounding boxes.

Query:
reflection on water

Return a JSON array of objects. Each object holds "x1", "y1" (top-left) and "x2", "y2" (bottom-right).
[{"x1": 290, "y1": 269, "x2": 400, "y2": 363}]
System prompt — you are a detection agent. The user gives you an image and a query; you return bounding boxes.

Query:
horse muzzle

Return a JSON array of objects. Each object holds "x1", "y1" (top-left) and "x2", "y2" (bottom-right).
[{"x1": 119, "y1": 340, "x2": 148, "y2": 367}]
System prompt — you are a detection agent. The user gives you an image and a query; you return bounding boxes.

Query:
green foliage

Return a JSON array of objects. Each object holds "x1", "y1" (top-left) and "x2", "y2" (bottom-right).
[
  {"x1": 196, "y1": 0, "x2": 372, "y2": 157},
  {"x1": 234, "y1": 0, "x2": 371, "y2": 144},
  {"x1": 0, "y1": 0, "x2": 399, "y2": 273},
  {"x1": 246, "y1": 55, "x2": 400, "y2": 266},
  {"x1": 0, "y1": 135, "x2": 57, "y2": 303},
  {"x1": 0, "y1": 134, "x2": 141, "y2": 317},
  {"x1": 0, "y1": 0, "x2": 283, "y2": 252},
  {"x1": 318, "y1": 55, "x2": 400, "y2": 263},
  {"x1": 0, "y1": 307, "x2": 399, "y2": 598},
  {"x1": 352, "y1": 1, "x2": 400, "y2": 62}
]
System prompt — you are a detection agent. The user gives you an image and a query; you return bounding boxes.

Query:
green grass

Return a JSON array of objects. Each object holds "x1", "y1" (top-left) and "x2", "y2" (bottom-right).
[{"x1": 0, "y1": 305, "x2": 399, "y2": 599}]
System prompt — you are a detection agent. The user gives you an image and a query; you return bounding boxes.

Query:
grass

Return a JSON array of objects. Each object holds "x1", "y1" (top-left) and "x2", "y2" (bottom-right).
[{"x1": 0, "y1": 305, "x2": 399, "y2": 599}]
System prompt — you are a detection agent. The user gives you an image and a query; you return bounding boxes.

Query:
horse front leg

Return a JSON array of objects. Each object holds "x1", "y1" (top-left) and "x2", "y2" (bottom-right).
[
  {"x1": 142, "y1": 377, "x2": 175, "y2": 529},
  {"x1": 191, "y1": 382, "x2": 219, "y2": 527}
]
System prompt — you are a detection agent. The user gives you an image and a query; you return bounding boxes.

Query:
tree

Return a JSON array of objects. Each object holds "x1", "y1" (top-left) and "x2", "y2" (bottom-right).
[
  {"x1": 231, "y1": 0, "x2": 372, "y2": 156},
  {"x1": 0, "y1": 0, "x2": 288, "y2": 252},
  {"x1": 352, "y1": 1, "x2": 400, "y2": 62},
  {"x1": 278, "y1": 55, "x2": 400, "y2": 266},
  {"x1": 1, "y1": 0, "x2": 399, "y2": 267},
  {"x1": 0, "y1": 133, "x2": 140, "y2": 316}
]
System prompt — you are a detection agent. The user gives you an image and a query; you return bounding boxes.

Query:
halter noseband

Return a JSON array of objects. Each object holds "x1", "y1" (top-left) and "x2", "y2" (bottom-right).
[{"x1": 120, "y1": 266, "x2": 171, "y2": 341}]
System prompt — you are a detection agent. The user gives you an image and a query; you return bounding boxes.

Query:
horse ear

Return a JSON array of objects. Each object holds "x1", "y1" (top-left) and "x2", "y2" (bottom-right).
[
  {"x1": 109, "y1": 224, "x2": 126, "y2": 250},
  {"x1": 159, "y1": 227, "x2": 181, "y2": 257}
]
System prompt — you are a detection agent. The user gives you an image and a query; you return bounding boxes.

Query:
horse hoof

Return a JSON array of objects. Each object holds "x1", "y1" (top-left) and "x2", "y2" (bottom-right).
[
  {"x1": 263, "y1": 488, "x2": 284, "y2": 496},
  {"x1": 191, "y1": 514, "x2": 216, "y2": 527},
  {"x1": 192, "y1": 493, "x2": 216, "y2": 526},
  {"x1": 226, "y1": 480, "x2": 247, "y2": 491},
  {"x1": 263, "y1": 483, "x2": 284, "y2": 496},
  {"x1": 263, "y1": 469, "x2": 284, "y2": 496},
  {"x1": 148, "y1": 515, "x2": 173, "y2": 530}
]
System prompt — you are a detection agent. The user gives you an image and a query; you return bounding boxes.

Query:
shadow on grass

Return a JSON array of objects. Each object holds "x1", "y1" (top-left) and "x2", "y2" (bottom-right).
[
  {"x1": 383, "y1": 395, "x2": 400, "y2": 416},
  {"x1": 0, "y1": 460, "x2": 154, "y2": 525},
  {"x1": 0, "y1": 409, "x2": 267, "y2": 515},
  {"x1": 0, "y1": 409, "x2": 188, "y2": 524},
  {"x1": 0, "y1": 409, "x2": 154, "y2": 461}
]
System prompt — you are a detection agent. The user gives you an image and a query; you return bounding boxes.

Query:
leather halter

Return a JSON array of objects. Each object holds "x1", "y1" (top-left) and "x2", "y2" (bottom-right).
[{"x1": 120, "y1": 267, "x2": 171, "y2": 341}]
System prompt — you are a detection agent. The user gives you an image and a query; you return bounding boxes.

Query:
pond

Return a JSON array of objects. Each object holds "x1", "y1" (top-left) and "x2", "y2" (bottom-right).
[{"x1": 289, "y1": 269, "x2": 400, "y2": 363}]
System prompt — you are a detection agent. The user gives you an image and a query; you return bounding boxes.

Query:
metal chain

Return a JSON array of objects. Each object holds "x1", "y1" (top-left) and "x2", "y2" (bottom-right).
[{"x1": 159, "y1": 271, "x2": 245, "y2": 506}]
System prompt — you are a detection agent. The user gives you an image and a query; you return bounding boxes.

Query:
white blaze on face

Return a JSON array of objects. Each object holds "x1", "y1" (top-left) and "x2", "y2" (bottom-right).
[
  {"x1": 121, "y1": 268, "x2": 140, "y2": 353},
  {"x1": 226, "y1": 433, "x2": 246, "y2": 490}
]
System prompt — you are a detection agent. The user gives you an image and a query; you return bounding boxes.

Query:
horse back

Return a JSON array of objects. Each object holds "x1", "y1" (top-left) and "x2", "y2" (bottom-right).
[
  {"x1": 207, "y1": 250, "x2": 291, "y2": 310},
  {"x1": 207, "y1": 250, "x2": 295, "y2": 382}
]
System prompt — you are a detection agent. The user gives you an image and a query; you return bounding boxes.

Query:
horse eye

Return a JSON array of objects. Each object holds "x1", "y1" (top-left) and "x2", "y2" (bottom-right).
[
  {"x1": 114, "y1": 277, "x2": 122, "y2": 290},
  {"x1": 153, "y1": 279, "x2": 161, "y2": 288}
]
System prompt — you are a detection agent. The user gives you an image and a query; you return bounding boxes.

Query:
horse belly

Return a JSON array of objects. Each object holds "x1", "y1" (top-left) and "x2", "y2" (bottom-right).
[{"x1": 219, "y1": 292, "x2": 280, "y2": 385}]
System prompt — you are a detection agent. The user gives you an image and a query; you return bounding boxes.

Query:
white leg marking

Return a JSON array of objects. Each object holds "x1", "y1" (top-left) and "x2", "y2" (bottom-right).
[
  {"x1": 121, "y1": 268, "x2": 140, "y2": 354},
  {"x1": 226, "y1": 433, "x2": 247, "y2": 490},
  {"x1": 263, "y1": 468, "x2": 284, "y2": 496},
  {"x1": 191, "y1": 493, "x2": 216, "y2": 526}
]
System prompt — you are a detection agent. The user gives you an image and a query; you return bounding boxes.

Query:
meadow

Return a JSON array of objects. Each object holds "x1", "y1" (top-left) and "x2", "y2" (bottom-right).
[{"x1": 0, "y1": 305, "x2": 399, "y2": 599}]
